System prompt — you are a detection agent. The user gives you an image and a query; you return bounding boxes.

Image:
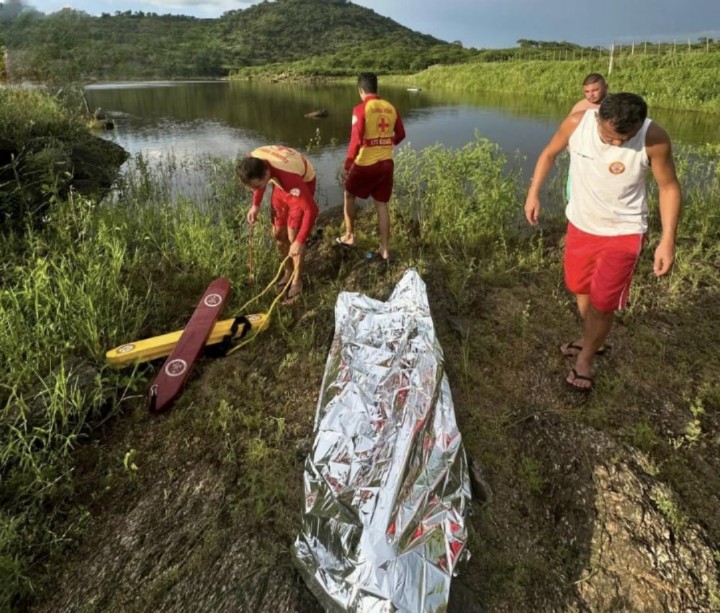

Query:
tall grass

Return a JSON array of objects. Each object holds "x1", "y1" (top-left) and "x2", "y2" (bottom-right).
[
  {"x1": 0, "y1": 155, "x2": 274, "y2": 608},
  {"x1": 632, "y1": 143, "x2": 720, "y2": 311},
  {"x1": 393, "y1": 135, "x2": 521, "y2": 250}
]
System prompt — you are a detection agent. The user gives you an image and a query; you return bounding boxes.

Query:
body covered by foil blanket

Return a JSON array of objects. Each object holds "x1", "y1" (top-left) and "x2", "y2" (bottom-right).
[{"x1": 293, "y1": 269, "x2": 472, "y2": 612}]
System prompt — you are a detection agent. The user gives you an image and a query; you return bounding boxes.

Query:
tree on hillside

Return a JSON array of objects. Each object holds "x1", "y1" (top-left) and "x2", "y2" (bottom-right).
[{"x1": 0, "y1": 0, "x2": 36, "y2": 21}]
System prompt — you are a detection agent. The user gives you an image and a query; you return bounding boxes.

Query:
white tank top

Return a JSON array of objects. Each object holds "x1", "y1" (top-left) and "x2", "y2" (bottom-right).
[{"x1": 567, "y1": 110, "x2": 651, "y2": 236}]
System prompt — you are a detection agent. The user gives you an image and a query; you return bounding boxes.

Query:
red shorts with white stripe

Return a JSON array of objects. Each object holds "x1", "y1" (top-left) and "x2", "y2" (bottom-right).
[
  {"x1": 563, "y1": 222, "x2": 645, "y2": 313},
  {"x1": 270, "y1": 178, "x2": 317, "y2": 230}
]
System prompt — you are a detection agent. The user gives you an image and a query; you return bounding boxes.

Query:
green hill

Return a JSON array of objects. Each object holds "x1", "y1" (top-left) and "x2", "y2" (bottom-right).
[{"x1": 0, "y1": 0, "x2": 475, "y2": 82}]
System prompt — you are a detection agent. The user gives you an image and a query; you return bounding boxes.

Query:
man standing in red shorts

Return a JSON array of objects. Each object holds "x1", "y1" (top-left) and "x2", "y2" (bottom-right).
[
  {"x1": 525, "y1": 93, "x2": 682, "y2": 392},
  {"x1": 237, "y1": 145, "x2": 319, "y2": 302},
  {"x1": 336, "y1": 72, "x2": 406, "y2": 262}
]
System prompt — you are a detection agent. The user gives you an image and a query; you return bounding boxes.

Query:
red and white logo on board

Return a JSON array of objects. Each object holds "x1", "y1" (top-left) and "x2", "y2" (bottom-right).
[
  {"x1": 165, "y1": 359, "x2": 188, "y2": 377},
  {"x1": 608, "y1": 161, "x2": 626, "y2": 175},
  {"x1": 204, "y1": 293, "x2": 223, "y2": 308},
  {"x1": 116, "y1": 344, "x2": 135, "y2": 354}
]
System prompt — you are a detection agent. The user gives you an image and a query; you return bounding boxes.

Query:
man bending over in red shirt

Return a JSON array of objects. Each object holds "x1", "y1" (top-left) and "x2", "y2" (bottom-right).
[{"x1": 237, "y1": 145, "x2": 319, "y2": 302}]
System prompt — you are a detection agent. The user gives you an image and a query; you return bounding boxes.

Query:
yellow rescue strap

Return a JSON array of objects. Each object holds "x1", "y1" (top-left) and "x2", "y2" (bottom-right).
[{"x1": 225, "y1": 255, "x2": 295, "y2": 356}]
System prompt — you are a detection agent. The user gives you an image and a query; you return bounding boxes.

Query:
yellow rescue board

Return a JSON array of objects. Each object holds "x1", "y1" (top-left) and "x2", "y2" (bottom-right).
[{"x1": 106, "y1": 313, "x2": 269, "y2": 368}]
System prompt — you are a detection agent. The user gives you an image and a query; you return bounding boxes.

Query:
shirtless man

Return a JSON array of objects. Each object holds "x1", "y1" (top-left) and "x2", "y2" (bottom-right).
[
  {"x1": 569, "y1": 73, "x2": 608, "y2": 115},
  {"x1": 525, "y1": 93, "x2": 682, "y2": 392}
]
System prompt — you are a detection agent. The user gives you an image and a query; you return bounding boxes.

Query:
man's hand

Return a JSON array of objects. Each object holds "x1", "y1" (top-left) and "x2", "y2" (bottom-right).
[
  {"x1": 289, "y1": 240, "x2": 302, "y2": 258},
  {"x1": 246, "y1": 205, "x2": 260, "y2": 225},
  {"x1": 524, "y1": 195, "x2": 541, "y2": 226},
  {"x1": 653, "y1": 241, "x2": 675, "y2": 276}
]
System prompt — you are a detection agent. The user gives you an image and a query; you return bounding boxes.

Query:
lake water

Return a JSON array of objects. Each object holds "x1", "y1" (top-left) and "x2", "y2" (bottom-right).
[{"x1": 85, "y1": 80, "x2": 720, "y2": 208}]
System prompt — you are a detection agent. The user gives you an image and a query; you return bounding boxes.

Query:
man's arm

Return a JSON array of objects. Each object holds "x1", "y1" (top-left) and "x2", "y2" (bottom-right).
[
  {"x1": 275, "y1": 169, "x2": 319, "y2": 246},
  {"x1": 524, "y1": 113, "x2": 580, "y2": 225},
  {"x1": 646, "y1": 123, "x2": 682, "y2": 276},
  {"x1": 251, "y1": 186, "x2": 266, "y2": 209},
  {"x1": 294, "y1": 182, "x2": 319, "y2": 246},
  {"x1": 344, "y1": 105, "x2": 365, "y2": 171},
  {"x1": 568, "y1": 100, "x2": 595, "y2": 115},
  {"x1": 246, "y1": 184, "x2": 267, "y2": 224}
]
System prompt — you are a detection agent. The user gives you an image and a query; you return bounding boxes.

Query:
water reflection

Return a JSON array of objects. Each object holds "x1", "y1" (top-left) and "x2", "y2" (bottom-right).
[{"x1": 85, "y1": 80, "x2": 720, "y2": 208}]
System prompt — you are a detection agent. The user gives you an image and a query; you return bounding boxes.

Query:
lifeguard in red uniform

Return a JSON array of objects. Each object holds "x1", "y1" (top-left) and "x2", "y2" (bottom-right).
[
  {"x1": 336, "y1": 73, "x2": 406, "y2": 263},
  {"x1": 237, "y1": 145, "x2": 319, "y2": 302}
]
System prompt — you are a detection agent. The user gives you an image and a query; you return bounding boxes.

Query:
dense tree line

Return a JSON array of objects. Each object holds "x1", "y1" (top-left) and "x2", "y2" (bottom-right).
[
  {"x1": 0, "y1": 0, "x2": 474, "y2": 81},
  {"x1": 0, "y1": 0, "x2": 628, "y2": 82},
  {"x1": 2, "y1": 0, "x2": 715, "y2": 83}
]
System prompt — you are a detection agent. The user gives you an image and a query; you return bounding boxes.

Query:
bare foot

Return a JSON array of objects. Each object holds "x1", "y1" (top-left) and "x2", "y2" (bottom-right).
[
  {"x1": 283, "y1": 280, "x2": 303, "y2": 304},
  {"x1": 276, "y1": 272, "x2": 293, "y2": 289}
]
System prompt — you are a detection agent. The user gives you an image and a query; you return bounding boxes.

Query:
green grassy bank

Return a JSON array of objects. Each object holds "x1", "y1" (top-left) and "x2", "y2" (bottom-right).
[
  {"x1": 390, "y1": 53, "x2": 720, "y2": 113},
  {"x1": 2, "y1": 86, "x2": 720, "y2": 608}
]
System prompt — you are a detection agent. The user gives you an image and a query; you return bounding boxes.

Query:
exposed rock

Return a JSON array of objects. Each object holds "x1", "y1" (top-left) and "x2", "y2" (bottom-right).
[
  {"x1": 575, "y1": 452, "x2": 718, "y2": 612},
  {"x1": 0, "y1": 131, "x2": 128, "y2": 225},
  {"x1": 33, "y1": 463, "x2": 321, "y2": 613}
]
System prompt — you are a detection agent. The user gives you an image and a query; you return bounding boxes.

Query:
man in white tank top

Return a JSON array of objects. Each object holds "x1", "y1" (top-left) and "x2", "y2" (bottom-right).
[{"x1": 524, "y1": 93, "x2": 682, "y2": 392}]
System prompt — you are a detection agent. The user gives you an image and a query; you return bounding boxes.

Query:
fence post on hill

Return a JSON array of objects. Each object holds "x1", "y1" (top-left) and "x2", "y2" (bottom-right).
[{"x1": 608, "y1": 43, "x2": 614, "y2": 75}]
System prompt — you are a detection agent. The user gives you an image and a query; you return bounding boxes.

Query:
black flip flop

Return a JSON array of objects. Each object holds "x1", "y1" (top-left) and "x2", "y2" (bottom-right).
[
  {"x1": 565, "y1": 368, "x2": 593, "y2": 393},
  {"x1": 334, "y1": 236, "x2": 354, "y2": 248},
  {"x1": 560, "y1": 341, "x2": 608, "y2": 357}
]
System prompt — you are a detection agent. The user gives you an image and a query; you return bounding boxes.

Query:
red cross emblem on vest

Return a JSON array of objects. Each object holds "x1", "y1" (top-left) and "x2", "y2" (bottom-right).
[{"x1": 377, "y1": 117, "x2": 390, "y2": 133}]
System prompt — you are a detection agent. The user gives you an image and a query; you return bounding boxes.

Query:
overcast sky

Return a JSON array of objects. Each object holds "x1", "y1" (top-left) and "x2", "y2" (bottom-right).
[{"x1": 25, "y1": 0, "x2": 720, "y2": 49}]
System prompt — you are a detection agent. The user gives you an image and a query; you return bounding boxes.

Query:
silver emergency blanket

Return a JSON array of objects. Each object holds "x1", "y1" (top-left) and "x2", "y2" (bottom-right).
[{"x1": 292, "y1": 269, "x2": 472, "y2": 612}]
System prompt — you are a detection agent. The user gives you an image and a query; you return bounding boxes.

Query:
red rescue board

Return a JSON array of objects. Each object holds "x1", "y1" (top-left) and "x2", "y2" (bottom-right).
[{"x1": 148, "y1": 277, "x2": 230, "y2": 414}]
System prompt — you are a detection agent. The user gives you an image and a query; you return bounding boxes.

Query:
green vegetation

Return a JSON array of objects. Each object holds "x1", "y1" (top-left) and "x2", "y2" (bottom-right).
[
  {"x1": 391, "y1": 52, "x2": 720, "y2": 113},
  {"x1": 0, "y1": 87, "x2": 128, "y2": 229},
  {"x1": 0, "y1": 0, "x2": 470, "y2": 82},
  {"x1": 2, "y1": 86, "x2": 719, "y2": 609},
  {"x1": 5, "y1": 0, "x2": 717, "y2": 89},
  {"x1": 0, "y1": 150, "x2": 266, "y2": 608}
]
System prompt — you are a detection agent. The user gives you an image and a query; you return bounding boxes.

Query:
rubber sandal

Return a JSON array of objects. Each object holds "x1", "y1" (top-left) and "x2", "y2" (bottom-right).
[
  {"x1": 560, "y1": 341, "x2": 608, "y2": 357},
  {"x1": 565, "y1": 368, "x2": 593, "y2": 393},
  {"x1": 335, "y1": 236, "x2": 354, "y2": 248}
]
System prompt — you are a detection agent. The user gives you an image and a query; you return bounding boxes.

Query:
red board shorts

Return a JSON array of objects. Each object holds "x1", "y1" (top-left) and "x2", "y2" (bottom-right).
[
  {"x1": 270, "y1": 177, "x2": 317, "y2": 231},
  {"x1": 564, "y1": 222, "x2": 645, "y2": 313},
  {"x1": 344, "y1": 159, "x2": 394, "y2": 203}
]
